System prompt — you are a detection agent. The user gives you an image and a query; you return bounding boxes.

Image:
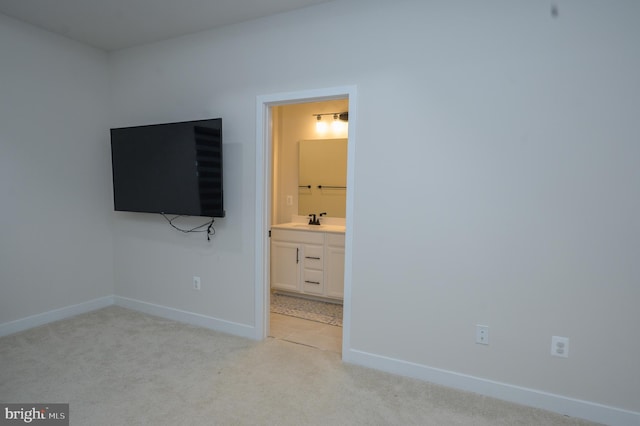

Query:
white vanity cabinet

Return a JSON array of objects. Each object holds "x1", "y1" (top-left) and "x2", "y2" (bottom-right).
[{"x1": 270, "y1": 227, "x2": 344, "y2": 301}]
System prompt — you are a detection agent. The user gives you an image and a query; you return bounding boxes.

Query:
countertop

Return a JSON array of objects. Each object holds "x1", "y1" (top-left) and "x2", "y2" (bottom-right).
[{"x1": 271, "y1": 222, "x2": 345, "y2": 234}]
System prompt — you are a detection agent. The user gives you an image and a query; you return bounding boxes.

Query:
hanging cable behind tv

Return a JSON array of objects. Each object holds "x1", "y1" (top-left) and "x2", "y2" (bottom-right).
[{"x1": 160, "y1": 213, "x2": 216, "y2": 241}]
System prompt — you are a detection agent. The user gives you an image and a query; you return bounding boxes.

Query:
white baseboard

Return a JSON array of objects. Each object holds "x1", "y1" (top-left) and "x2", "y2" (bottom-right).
[
  {"x1": 343, "y1": 348, "x2": 639, "y2": 426},
  {"x1": 3, "y1": 298, "x2": 637, "y2": 425},
  {"x1": 113, "y1": 296, "x2": 256, "y2": 340},
  {"x1": 0, "y1": 296, "x2": 115, "y2": 338},
  {"x1": 0, "y1": 295, "x2": 257, "y2": 341}
]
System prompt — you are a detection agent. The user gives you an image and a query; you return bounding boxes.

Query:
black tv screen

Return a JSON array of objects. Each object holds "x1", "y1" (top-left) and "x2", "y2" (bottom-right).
[{"x1": 110, "y1": 118, "x2": 224, "y2": 218}]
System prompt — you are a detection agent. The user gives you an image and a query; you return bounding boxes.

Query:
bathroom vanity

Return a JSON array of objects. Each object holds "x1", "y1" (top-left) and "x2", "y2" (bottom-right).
[{"x1": 270, "y1": 222, "x2": 345, "y2": 301}]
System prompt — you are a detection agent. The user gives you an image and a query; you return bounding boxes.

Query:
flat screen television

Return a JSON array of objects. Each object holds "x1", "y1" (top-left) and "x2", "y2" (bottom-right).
[{"x1": 110, "y1": 118, "x2": 224, "y2": 218}]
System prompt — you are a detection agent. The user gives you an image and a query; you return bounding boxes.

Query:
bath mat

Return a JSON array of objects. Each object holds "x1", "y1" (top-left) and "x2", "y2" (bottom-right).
[{"x1": 271, "y1": 293, "x2": 343, "y2": 327}]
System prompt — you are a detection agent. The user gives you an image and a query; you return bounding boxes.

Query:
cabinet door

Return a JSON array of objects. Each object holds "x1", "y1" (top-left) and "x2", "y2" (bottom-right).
[
  {"x1": 271, "y1": 241, "x2": 300, "y2": 292},
  {"x1": 325, "y1": 245, "x2": 345, "y2": 299}
]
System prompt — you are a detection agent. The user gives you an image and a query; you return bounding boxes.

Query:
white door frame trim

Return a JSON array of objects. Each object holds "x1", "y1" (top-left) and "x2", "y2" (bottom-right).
[{"x1": 254, "y1": 86, "x2": 357, "y2": 356}]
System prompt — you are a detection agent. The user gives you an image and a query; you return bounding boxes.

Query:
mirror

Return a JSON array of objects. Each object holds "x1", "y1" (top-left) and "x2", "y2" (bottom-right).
[{"x1": 298, "y1": 139, "x2": 347, "y2": 218}]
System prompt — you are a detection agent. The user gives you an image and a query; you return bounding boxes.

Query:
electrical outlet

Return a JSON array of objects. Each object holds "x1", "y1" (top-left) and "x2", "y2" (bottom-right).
[
  {"x1": 476, "y1": 325, "x2": 489, "y2": 345},
  {"x1": 193, "y1": 276, "x2": 201, "y2": 291},
  {"x1": 286, "y1": 195, "x2": 293, "y2": 206},
  {"x1": 551, "y1": 336, "x2": 569, "y2": 358}
]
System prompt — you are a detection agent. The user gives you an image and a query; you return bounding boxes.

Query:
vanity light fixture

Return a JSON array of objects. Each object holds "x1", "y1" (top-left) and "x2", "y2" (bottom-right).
[
  {"x1": 313, "y1": 111, "x2": 348, "y2": 133},
  {"x1": 312, "y1": 112, "x2": 349, "y2": 122}
]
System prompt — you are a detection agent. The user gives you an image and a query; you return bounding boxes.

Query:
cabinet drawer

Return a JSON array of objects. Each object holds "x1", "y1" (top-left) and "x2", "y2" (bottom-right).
[
  {"x1": 303, "y1": 245, "x2": 323, "y2": 270},
  {"x1": 271, "y1": 228, "x2": 324, "y2": 245},
  {"x1": 302, "y1": 269, "x2": 323, "y2": 295}
]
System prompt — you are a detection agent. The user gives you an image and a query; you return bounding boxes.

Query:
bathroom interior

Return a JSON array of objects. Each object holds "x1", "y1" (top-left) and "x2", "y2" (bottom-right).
[{"x1": 268, "y1": 98, "x2": 348, "y2": 353}]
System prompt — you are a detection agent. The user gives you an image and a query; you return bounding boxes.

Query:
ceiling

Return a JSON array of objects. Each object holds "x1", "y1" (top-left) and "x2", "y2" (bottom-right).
[{"x1": 0, "y1": 0, "x2": 335, "y2": 51}]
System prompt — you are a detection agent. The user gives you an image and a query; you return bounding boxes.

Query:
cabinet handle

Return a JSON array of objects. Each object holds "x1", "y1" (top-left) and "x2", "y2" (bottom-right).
[
  {"x1": 296, "y1": 248, "x2": 299, "y2": 264},
  {"x1": 304, "y1": 280, "x2": 320, "y2": 285},
  {"x1": 305, "y1": 256, "x2": 321, "y2": 260}
]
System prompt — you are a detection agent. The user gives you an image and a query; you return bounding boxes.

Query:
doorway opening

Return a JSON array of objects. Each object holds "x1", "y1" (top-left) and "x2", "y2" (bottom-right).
[
  {"x1": 270, "y1": 99, "x2": 347, "y2": 353},
  {"x1": 255, "y1": 86, "x2": 357, "y2": 358}
]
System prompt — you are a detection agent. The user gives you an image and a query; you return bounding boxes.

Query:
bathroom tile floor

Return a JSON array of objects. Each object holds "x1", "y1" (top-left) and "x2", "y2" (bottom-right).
[{"x1": 269, "y1": 313, "x2": 342, "y2": 354}]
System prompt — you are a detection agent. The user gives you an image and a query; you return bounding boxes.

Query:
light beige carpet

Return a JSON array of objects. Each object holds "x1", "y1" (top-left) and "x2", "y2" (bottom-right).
[{"x1": 0, "y1": 306, "x2": 599, "y2": 425}]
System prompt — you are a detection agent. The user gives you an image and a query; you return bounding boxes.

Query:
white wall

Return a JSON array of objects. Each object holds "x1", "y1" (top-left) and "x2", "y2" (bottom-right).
[
  {"x1": 108, "y1": 0, "x2": 639, "y2": 418},
  {"x1": 0, "y1": 14, "x2": 114, "y2": 323}
]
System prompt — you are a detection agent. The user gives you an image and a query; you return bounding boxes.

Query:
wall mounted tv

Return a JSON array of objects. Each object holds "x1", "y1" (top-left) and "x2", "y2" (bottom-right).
[{"x1": 110, "y1": 118, "x2": 225, "y2": 218}]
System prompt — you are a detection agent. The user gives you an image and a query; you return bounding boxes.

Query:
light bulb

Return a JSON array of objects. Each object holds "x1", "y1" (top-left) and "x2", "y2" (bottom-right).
[
  {"x1": 331, "y1": 114, "x2": 342, "y2": 132},
  {"x1": 315, "y1": 116, "x2": 327, "y2": 133}
]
